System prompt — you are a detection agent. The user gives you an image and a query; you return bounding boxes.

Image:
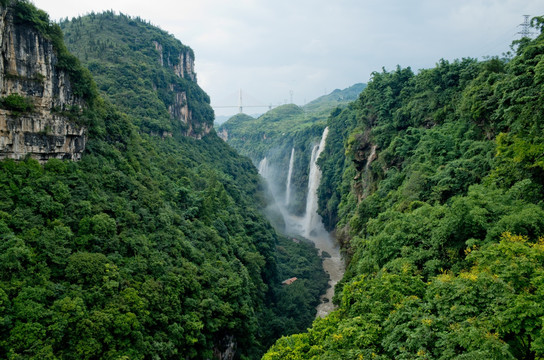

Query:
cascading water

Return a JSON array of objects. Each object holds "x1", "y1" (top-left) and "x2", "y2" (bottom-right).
[
  {"x1": 257, "y1": 127, "x2": 344, "y2": 318},
  {"x1": 299, "y1": 127, "x2": 344, "y2": 317},
  {"x1": 303, "y1": 128, "x2": 329, "y2": 238},
  {"x1": 258, "y1": 157, "x2": 268, "y2": 178},
  {"x1": 285, "y1": 148, "x2": 295, "y2": 207}
]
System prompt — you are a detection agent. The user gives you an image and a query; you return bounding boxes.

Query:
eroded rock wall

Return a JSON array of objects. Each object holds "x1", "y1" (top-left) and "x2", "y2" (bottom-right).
[
  {"x1": 0, "y1": 5, "x2": 86, "y2": 162},
  {"x1": 153, "y1": 39, "x2": 212, "y2": 138}
]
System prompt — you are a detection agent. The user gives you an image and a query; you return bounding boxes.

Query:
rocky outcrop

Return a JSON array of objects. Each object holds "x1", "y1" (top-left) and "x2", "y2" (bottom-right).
[
  {"x1": 152, "y1": 41, "x2": 164, "y2": 67},
  {"x1": 172, "y1": 51, "x2": 196, "y2": 82},
  {"x1": 186, "y1": 120, "x2": 212, "y2": 140},
  {"x1": 0, "y1": 5, "x2": 86, "y2": 162},
  {"x1": 0, "y1": 111, "x2": 85, "y2": 161},
  {"x1": 168, "y1": 85, "x2": 190, "y2": 124},
  {"x1": 212, "y1": 335, "x2": 236, "y2": 360},
  {"x1": 218, "y1": 127, "x2": 228, "y2": 141},
  {"x1": 153, "y1": 39, "x2": 212, "y2": 138},
  {"x1": 152, "y1": 40, "x2": 196, "y2": 82}
]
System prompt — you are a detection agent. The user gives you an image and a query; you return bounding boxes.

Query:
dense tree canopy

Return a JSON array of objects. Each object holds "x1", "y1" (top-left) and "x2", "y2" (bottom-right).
[
  {"x1": 0, "y1": 3, "x2": 328, "y2": 359},
  {"x1": 60, "y1": 11, "x2": 211, "y2": 135},
  {"x1": 264, "y1": 18, "x2": 544, "y2": 359},
  {"x1": 4, "y1": 1, "x2": 544, "y2": 359}
]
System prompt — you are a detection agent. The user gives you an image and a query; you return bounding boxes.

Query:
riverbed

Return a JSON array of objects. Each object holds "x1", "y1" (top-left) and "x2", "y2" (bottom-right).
[{"x1": 306, "y1": 231, "x2": 344, "y2": 317}]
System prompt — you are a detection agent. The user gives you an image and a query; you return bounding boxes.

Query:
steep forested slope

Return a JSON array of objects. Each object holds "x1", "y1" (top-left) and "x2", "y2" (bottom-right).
[
  {"x1": 265, "y1": 18, "x2": 544, "y2": 359},
  {"x1": 60, "y1": 10, "x2": 330, "y2": 350},
  {"x1": 60, "y1": 11, "x2": 212, "y2": 137},
  {"x1": 0, "y1": 2, "x2": 325, "y2": 359}
]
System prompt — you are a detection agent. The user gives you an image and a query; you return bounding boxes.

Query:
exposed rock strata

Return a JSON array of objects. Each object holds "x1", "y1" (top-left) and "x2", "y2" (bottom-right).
[
  {"x1": 153, "y1": 39, "x2": 212, "y2": 138},
  {"x1": 0, "y1": 6, "x2": 86, "y2": 162}
]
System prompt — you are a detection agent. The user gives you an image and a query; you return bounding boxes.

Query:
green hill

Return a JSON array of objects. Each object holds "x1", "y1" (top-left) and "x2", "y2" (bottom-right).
[
  {"x1": 0, "y1": 3, "x2": 327, "y2": 359},
  {"x1": 60, "y1": 11, "x2": 212, "y2": 137},
  {"x1": 265, "y1": 19, "x2": 544, "y2": 359},
  {"x1": 303, "y1": 83, "x2": 366, "y2": 113}
]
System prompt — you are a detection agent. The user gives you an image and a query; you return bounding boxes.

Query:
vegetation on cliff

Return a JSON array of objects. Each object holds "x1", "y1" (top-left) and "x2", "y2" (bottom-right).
[
  {"x1": 60, "y1": 12, "x2": 211, "y2": 136},
  {"x1": 9, "y1": 0, "x2": 97, "y2": 104},
  {"x1": 264, "y1": 17, "x2": 544, "y2": 359},
  {"x1": 5, "y1": 0, "x2": 544, "y2": 358}
]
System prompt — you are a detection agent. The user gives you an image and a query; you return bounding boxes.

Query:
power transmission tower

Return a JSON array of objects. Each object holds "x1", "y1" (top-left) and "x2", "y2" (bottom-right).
[
  {"x1": 238, "y1": 89, "x2": 243, "y2": 114},
  {"x1": 518, "y1": 15, "x2": 533, "y2": 39}
]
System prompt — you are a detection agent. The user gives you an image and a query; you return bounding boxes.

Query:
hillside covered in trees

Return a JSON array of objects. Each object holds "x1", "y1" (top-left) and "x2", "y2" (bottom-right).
[
  {"x1": 264, "y1": 17, "x2": 544, "y2": 359},
  {"x1": 0, "y1": 2, "x2": 327, "y2": 359},
  {"x1": 3, "y1": 0, "x2": 544, "y2": 359}
]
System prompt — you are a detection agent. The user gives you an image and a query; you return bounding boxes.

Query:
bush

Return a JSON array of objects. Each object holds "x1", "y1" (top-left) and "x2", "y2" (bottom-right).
[{"x1": 0, "y1": 93, "x2": 34, "y2": 113}]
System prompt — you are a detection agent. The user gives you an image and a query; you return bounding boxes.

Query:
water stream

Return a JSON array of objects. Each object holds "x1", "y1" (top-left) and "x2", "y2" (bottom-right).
[
  {"x1": 258, "y1": 127, "x2": 345, "y2": 318},
  {"x1": 258, "y1": 157, "x2": 269, "y2": 179},
  {"x1": 285, "y1": 147, "x2": 295, "y2": 207}
]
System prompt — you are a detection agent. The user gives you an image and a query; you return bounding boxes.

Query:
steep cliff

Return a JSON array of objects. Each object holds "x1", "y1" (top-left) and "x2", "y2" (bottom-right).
[
  {"x1": 61, "y1": 12, "x2": 213, "y2": 138},
  {"x1": 0, "y1": 2, "x2": 88, "y2": 162},
  {"x1": 153, "y1": 40, "x2": 197, "y2": 82},
  {"x1": 151, "y1": 39, "x2": 212, "y2": 138}
]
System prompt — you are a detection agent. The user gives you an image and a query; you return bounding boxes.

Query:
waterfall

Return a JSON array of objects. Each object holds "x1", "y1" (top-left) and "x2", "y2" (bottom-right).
[
  {"x1": 285, "y1": 148, "x2": 295, "y2": 206},
  {"x1": 303, "y1": 127, "x2": 329, "y2": 238},
  {"x1": 366, "y1": 145, "x2": 377, "y2": 172},
  {"x1": 258, "y1": 157, "x2": 268, "y2": 178},
  {"x1": 257, "y1": 128, "x2": 344, "y2": 318}
]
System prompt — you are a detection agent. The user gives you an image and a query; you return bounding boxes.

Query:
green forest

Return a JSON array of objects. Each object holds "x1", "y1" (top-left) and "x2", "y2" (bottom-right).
[
  {"x1": 2, "y1": 0, "x2": 544, "y2": 359},
  {"x1": 263, "y1": 16, "x2": 544, "y2": 360},
  {"x1": 0, "y1": 2, "x2": 327, "y2": 359}
]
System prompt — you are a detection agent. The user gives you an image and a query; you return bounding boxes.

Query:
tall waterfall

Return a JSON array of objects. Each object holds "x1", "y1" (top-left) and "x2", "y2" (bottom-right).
[
  {"x1": 303, "y1": 127, "x2": 329, "y2": 238},
  {"x1": 285, "y1": 148, "x2": 295, "y2": 206},
  {"x1": 257, "y1": 127, "x2": 344, "y2": 318},
  {"x1": 258, "y1": 157, "x2": 268, "y2": 178}
]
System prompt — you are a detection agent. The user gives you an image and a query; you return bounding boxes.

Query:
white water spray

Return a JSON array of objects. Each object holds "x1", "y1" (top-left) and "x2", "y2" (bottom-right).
[
  {"x1": 303, "y1": 127, "x2": 329, "y2": 238},
  {"x1": 301, "y1": 127, "x2": 344, "y2": 317},
  {"x1": 285, "y1": 148, "x2": 295, "y2": 206},
  {"x1": 258, "y1": 157, "x2": 268, "y2": 178}
]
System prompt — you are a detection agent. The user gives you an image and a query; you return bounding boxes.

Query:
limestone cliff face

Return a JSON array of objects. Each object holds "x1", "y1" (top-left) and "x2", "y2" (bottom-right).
[
  {"x1": 153, "y1": 40, "x2": 212, "y2": 138},
  {"x1": 167, "y1": 84, "x2": 190, "y2": 125},
  {"x1": 218, "y1": 127, "x2": 228, "y2": 141},
  {"x1": 152, "y1": 40, "x2": 196, "y2": 82},
  {"x1": 0, "y1": 5, "x2": 86, "y2": 162}
]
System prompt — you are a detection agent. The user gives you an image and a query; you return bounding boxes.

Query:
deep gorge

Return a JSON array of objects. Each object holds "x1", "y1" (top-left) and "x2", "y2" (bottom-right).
[{"x1": 1, "y1": 1, "x2": 544, "y2": 359}]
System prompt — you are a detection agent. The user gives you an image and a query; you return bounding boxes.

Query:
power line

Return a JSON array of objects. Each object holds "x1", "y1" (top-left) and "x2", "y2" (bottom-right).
[
  {"x1": 213, "y1": 105, "x2": 273, "y2": 109},
  {"x1": 212, "y1": 89, "x2": 277, "y2": 113}
]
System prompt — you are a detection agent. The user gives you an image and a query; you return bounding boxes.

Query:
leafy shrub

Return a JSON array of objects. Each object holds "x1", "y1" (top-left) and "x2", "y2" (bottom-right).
[{"x1": 0, "y1": 93, "x2": 34, "y2": 113}]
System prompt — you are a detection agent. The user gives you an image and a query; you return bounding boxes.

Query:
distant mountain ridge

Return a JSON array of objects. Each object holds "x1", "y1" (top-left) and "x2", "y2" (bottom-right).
[{"x1": 303, "y1": 83, "x2": 366, "y2": 113}]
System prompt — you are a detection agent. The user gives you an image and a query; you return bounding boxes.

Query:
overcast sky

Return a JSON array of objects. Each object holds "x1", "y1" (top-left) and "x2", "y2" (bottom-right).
[{"x1": 34, "y1": 0, "x2": 543, "y2": 117}]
